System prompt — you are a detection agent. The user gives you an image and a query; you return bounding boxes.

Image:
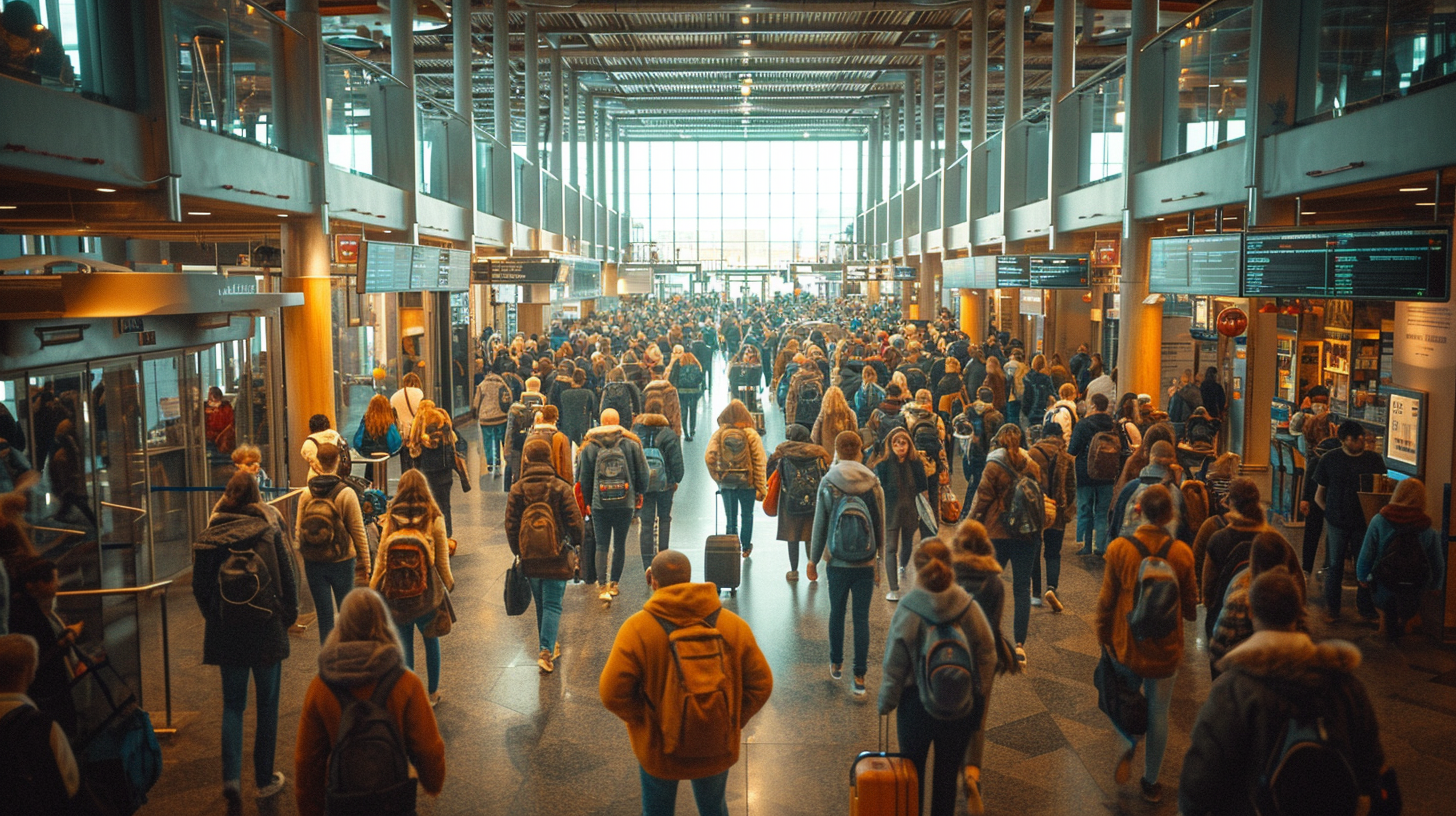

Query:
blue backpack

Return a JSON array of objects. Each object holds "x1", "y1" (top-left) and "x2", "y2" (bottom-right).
[{"x1": 827, "y1": 488, "x2": 875, "y2": 563}]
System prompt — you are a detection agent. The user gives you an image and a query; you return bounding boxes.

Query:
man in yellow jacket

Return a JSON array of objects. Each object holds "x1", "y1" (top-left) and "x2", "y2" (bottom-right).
[{"x1": 600, "y1": 550, "x2": 773, "y2": 814}]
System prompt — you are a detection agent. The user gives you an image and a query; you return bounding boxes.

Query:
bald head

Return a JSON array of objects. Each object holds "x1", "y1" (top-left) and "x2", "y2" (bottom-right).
[
  {"x1": 649, "y1": 550, "x2": 692, "y2": 589},
  {"x1": 601, "y1": 408, "x2": 620, "y2": 426}
]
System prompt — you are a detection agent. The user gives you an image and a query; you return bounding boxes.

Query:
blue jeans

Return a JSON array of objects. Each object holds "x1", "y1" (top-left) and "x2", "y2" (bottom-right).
[
  {"x1": 480, "y1": 422, "x2": 506, "y2": 470},
  {"x1": 1324, "y1": 522, "x2": 1376, "y2": 618},
  {"x1": 304, "y1": 559, "x2": 357, "y2": 644},
  {"x1": 220, "y1": 662, "x2": 282, "y2": 787},
  {"x1": 640, "y1": 490, "x2": 675, "y2": 570},
  {"x1": 593, "y1": 508, "x2": 633, "y2": 585},
  {"x1": 1075, "y1": 483, "x2": 1114, "y2": 553},
  {"x1": 396, "y1": 609, "x2": 442, "y2": 693},
  {"x1": 721, "y1": 488, "x2": 756, "y2": 552},
  {"x1": 529, "y1": 578, "x2": 565, "y2": 653},
  {"x1": 638, "y1": 766, "x2": 730, "y2": 816},
  {"x1": 1111, "y1": 673, "x2": 1175, "y2": 785},
  {"x1": 828, "y1": 565, "x2": 875, "y2": 676},
  {"x1": 993, "y1": 537, "x2": 1037, "y2": 644}
]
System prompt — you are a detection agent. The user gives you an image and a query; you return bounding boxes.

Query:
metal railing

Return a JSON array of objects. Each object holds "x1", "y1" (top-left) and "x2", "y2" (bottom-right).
[{"x1": 57, "y1": 580, "x2": 177, "y2": 734}]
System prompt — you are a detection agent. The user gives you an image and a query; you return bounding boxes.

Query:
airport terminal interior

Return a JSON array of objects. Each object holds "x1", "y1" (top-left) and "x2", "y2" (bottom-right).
[{"x1": 3, "y1": 0, "x2": 1456, "y2": 814}]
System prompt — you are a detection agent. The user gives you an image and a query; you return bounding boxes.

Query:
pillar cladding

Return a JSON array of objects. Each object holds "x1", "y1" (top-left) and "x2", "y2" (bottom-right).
[
  {"x1": 281, "y1": 218, "x2": 336, "y2": 486},
  {"x1": 1116, "y1": 0, "x2": 1163, "y2": 404},
  {"x1": 918, "y1": 253, "x2": 939, "y2": 321}
]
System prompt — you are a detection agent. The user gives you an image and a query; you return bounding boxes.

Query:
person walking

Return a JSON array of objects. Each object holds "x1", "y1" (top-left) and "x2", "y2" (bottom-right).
[
  {"x1": 578, "y1": 408, "x2": 651, "y2": 603},
  {"x1": 856, "y1": 365, "x2": 886, "y2": 427},
  {"x1": 642, "y1": 370, "x2": 684, "y2": 439},
  {"x1": 1094, "y1": 485, "x2": 1197, "y2": 804},
  {"x1": 472, "y1": 364, "x2": 513, "y2": 483},
  {"x1": 390, "y1": 372, "x2": 425, "y2": 472},
  {"x1": 300, "y1": 414, "x2": 346, "y2": 479},
  {"x1": 352, "y1": 394, "x2": 403, "y2": 486},
  {"x1": 294, "y1": 443, "x2": 370, "y2": 644},
  {"x1": 809, "y1": 386, "x2": 858, "y2": 455},
  {"x1": 292, "y1": 590, "x2": 446, "y2": 816},
  {"x1": 192, "y1": 470, "x2": 299, "y2": 804},
  {"x1": 765, "y1": 424, "x2": 829, "y2": 582},
  {"x1": 1028, "y1": 422, "x2": 1076, "y2": 612},
  {"x1": 1199, "y1": 478, "x2": 1277, "y2": 641},
  {"x1": 1357, "y1": 477, "x2": 1446, "y2": 640},
  {"x1": 872, "y1": 427, "x2": 929, "y2": 602},
  {"x1": 704, "y1": 400, "x2": 767, "y2": 558},
  {"x1": 371, "y1": 470, "x2": 454, "y2": 707},
  {"x1": 877, "y1": 538, "x2": 996, "y2": 816},
  {"x1": 407, "y1": 400, "x2": 465, "y2": 538},
  {"x1": 524, "y1": 405, "x2": 573, "y2": 481},
  {"x1": 559, "y1": 369, "x2": 599, "y2": 449},
  {"x1": 967, "y1": 423, "x2": 1042, "y2": 666},
  {"x1": 1207, "y1": 535, "x2": 1306, "y2": 674},
  {"x1": 1068, "y1": 392, "x2": 1117, "y2": 556},
  {"x1": 668, "y1": 350, "x2": 706, "y2": 441},
  {"x1": 1313, "y1": 421, "x2": 1386, "y2": 622},
  {"x1": 599, "y1": 550, "x2": 773, "y2": 816},
  {"x1": 809, "y1": 431, "x2": 887, "y2": 696},
  {"x1": 506, "y1": 439, "x2": 585, "y2": 673},
  {"x1": 0, "y1": 633, "x2": 83, "y2": 813},
  {"x1": 953, "y1": 387, "x2": 1003, "y2": 521},
  {"x1": 633, "y1": 398, "x2": 686, "y2": 572}
]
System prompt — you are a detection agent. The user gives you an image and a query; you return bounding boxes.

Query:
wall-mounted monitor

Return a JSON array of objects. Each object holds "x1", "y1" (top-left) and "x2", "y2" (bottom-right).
[
  {"x1": 995, "y1": 255, "x2": 1030, "y2": 288},
  {"x1": 1028, "y1": 254, "x2": 1089, "y2": 289},
  {"x1": 1149, "y1": 234, "x2": 1241, "y2": 296},
  {"x1": 1243, "y1": 225, "x2": 1451, "y2": 301},
  {"x1": 357, "y1": 242, "x2": 471, "y2": 293}
]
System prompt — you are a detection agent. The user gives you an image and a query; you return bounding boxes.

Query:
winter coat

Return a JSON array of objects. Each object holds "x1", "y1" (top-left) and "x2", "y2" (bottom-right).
[
  {"x1": 1028, "y1": 437, "x2": 1077, "y2": 529},
  {"x1": 641, "y1": 380, "x2": 683, "y2": 437},
  {"x1": 1168, "y1": 383, "x2": 1205, "y2": 423},
  {"x1": 526, "y1": 423, "x2": 573, "y2": 482},
  {"x1": 767, "y1": 435, "x2": 830, "y2": 542},
  {"x1": 1357, "y1": 505, "x2": 1446, "y2": 604},
  {"x1": 633, "y1": 414, "x2": 686, "y2": 492},
  {"x1": 704, "y1": 407, "x2": 767, "y2": 499},
  {"x1": 875, "y1": 441, "x2": 930, "y2": 530},
  {"x1": 576, "y1": 425, "x2": 651, "y2": 513},
  {"x1": 877, "y1": 583, "x2": 997, "y2": 719},
  {"x1": 294, "y1": 641, "x2": 446, "y2": 816},
  {"x1": 558, "y1": 386, "x2": 598, "y2": 444},
  {"x1": 968, "y1": 448, "x2": 1042, "y2": 542},
  {"x1": 352, "y1": 419, "x2": 402, "y2": 458},
  {"x1": 599, "y1": 582, "x2": 773, "y2": 781},
  {"x1": 1094, "y1": 526, "x2": 1197, "y2": 679},
  {"x1": 301, "y1": 429, "x2": 346, "y2": 478},
  {"x1": 294, "y1": 475, "x2": 371, "y2": 581},
  {"x1": 1086, "y1": 374, "x2": 1117, "y2": 408},
  {"x1": 808, "y1": 459, "x2": 887, "y2": 569},
  {"x1": 599, "y1": 381, "x2": 644, "y2": 428},
  {"x1": 809, "y1": 396, "x2": 858, "y2": 454},
  {"x1": 505, "y1": 457, "x2": 585, "y2": 579},
  {"x1": 961, "y1": 358, "x2": 987, "y2": 398},
  {"x1": 472, "y1": 373, "x2": 512, "y2": 427},
  {"x1": 1201, "y1": 512, "x2": 1275, "y2": 617},
  {"x1": 1066, "y1": 411, "x2": 1115, "y2": 485},
  {"x1": 1179, "y1": 631, "x2": 1384, "y2": 816},
  {"x1": 953, "y1": 550, "x2": 1017, "y2": 674},
  {"x1": 192, "y1": 505, "x2": 299, "y2": 666},
  {"x1": 784, "y1": 367, "x2": 824, "y2": 428},
  {"x1": 1021, "y1": 371, "x2": 1053, "y2": 419}
]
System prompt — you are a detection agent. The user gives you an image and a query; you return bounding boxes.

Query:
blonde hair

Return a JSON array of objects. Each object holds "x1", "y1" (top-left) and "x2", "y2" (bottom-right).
[
  {"x1": 231, "y1": 444, "x2": 262, "y2": 467},
  {"x1": 327, "y1": 589, "x2": 405, "y2": 656}
]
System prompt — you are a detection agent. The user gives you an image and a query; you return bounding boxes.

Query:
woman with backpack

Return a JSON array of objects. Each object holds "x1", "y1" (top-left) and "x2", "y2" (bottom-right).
[
  {"x1": 293, "y1": 589, "x2": 446, "y2": 816},
  {"x1": 810, "y1": 386, "x2": 858, "y2": 454},
  {"x1": 505, "y1": 439, "x2": 585, "y2": 673},
  {"x1": 353, "y1": 394, "x2": 403, "y2": 486},
  {"x1": 766, "y1": 423, "x2": 830, "y2": 582},
  {"x1": 872, "y1": 427, "x2": 931, "y2": 603},
  {"x1": 407, "y1": 400, "x2": 465, "y2": 538},
  {"x1": 1028, "y1": 421, "x2": 1077, "y2": 613},
  {"x1": 371, "y1": 470, "x2": 454, "y2": 706},
  {"x1": 705, "y1": 399, "x2": 767, "y2": 557},
  {"x1": 667, "y1": 350, "x2": 705, "y2": 441},
  {"x1": 192, "y1": 470, "x2": 299, "y2": 804},
  {"x1": 967, "y1": 423, "x2": 1041, "y2": 667},
  {"x1": 1114, "y1": 393, "x2": 1144, "y2": 452},
  {"x1": 877, "y1": 538, "x2": 997, "y2": 816},
  {"x1": 953, "y1": 387, "x2": 1002, "y2": 523},
  {"x1": 632, "y1": 398, "x2": 685, "y2": 572},
  {"x1": 1199, "y1": 479, "x2": 1277, "y2": 641},
  {"x1": 1357, "y1": 477, "x2": 1446, "y2": 640},
  {"x1": 1208, "y1": 534, "x2": 1306, "y2": 675},
  {"x1": 855, "y1": 364, "x2": 886, "y2": 427}
]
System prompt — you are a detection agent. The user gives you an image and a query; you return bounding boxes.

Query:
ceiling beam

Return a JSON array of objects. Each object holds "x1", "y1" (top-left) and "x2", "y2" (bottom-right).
[
  {"x1": 558, "y1": 46, "x2": 938, "y2": 59},
  {"x1": 501, "y1": 2, "x2": 976, "y2": 12}
]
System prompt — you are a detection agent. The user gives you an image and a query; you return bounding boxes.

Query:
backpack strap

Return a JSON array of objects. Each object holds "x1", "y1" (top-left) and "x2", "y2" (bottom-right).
[
  {"x1": 1129, "y1": 533, "x2": 1173, "y2": 561},
  {"x1": 325, "y1": 665, "x2": 405, "y2": 713},
  {"x1": 653, "y1": 607, "x2": 724, "y2": 636}
]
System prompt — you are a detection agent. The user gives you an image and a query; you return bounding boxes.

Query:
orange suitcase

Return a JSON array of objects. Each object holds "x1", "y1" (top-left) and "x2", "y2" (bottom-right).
[{"x1": 850, "y1": 715, "x2": 919, "y2": 815}]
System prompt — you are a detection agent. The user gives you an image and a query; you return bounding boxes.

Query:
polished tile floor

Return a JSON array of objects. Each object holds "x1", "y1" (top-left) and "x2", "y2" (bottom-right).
[{"x1": 140, "y1": 365, "x2": 1456, "y2": 815}]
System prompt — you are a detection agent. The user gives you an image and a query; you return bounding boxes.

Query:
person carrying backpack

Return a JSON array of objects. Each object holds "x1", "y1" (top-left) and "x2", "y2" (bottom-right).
[
  {"x1": 524, "y1": 405, "x2": 574, "y2": 481},
  {"x1": 370, "y1": 470, "x2": 454, "y2": 707},
  {"x1": 873, "y1": 426, "x2": 931, "y2": 602},
  {"x1": 809, "y1": 430, "x2": 887, "y2": 696},
  {"x1": 855, "y1": 364, "x2": 886, "y2": 427},
  {"x1": 407, "y1": 401, "x2": 466, "y2": 538},
  {"x1": 294, "y1": 443, "x2": 370, "y2": 644},
  {"x1": 1357, "y1": 478, "x2": 1446, "y2": 640},
  {"x1": 1199, "y1": 478, "x2": 1277, "y2": 640},
  {"x1": 1108, "y1": 440, "x2": 1188, "y2": 543},
  {"x1": 599, "y1": 367, "x2": 643, "y2": 431},
  {"x1": 1028, "y1": 422, "x2": 1077, "y2": 613},
  {"x1": 506, "y1": 439, "x2": 586, "y2": 674},
  {"x1": 301, "y1": 414, "x2": 346, "y2": 479},
  {"x1": 472, "y1": 366, "x2": 513, "y2": 483},
  {"x1": 632, "y1": 398, "x2": 686, "y2": 573},
  {"x1": 877, "y1": 539, "x2": 997, "y2": 816},
  {"x1": 0, "y1": 634, "x2": 84, "y2": 814},
  {"x1": 766, "y1": 424, "x2": 829, "y2": 582},
  {"x1": 1179, "y1": 569, "x2": 1392, "y2": 816},
  {"x1": 293, "y1": 590, "x2": 445, "y2": 816},
  {"x1": 668, "y1": 350, "x2": 706, "y2": 440},
  {"x1": 502, "y1": 377, "x2": 548, "y2": 490},
  {"x1": 192, "y1": 470, "x2": 299, "y2": 804},
  {"x1": 785, "y1": 363, "x2": 825, "y2": 430},
  {"x1": 1207, "y1": 536, "x2": 1307, "y2": 675},
  {"x1": 1067, "y1": 392, "x2": 1117, "y2": 556},
  {"x1": 967, "y1": 423, "x2": 1043, "y2": 667},
  {"x1": 705, "y1": 399, "x2": 768, "y2": 558},
  {"x1": 599, "y1": 550, "x2": 773, "y2": 816},
  {"x1": 577, "y1": 408, "x2": 651, "y2": 603},
  {"x1": 1094, "y1": 485, "x2": 1197, "y2": 804},
  {"x1": 642, "y1": 371, "x2": 683, "y2": 438}
]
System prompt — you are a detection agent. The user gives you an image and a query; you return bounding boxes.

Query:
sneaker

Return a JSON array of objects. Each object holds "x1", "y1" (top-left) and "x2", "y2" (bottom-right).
[
  {"x1": 786, "y1": 570, "x2": 799, "y2": 581},
  {"x1": 1030, "y1": 596, "x2": 1044, "y2": 607},
  {"x1": 256, "y1": 772, "x2": 286, "y2": 799},
  {"x1": 806, "y1": 562, "x2": 818, "y2": 582},
  {"x1": 1114, "y1": 746, "x2": 1136, "y2": 784},
  {"x1": 1044, "y1": 588, "x2": 1064, "y2": 613},
  {"x1": 608, "y1": 581, "x2": 620, "y2": 597},
  {"x1": 428, "y1": 691, "x2": 442, "y2": 707},
  {"x1": 830, "y1": 663, "x2": 842, "y2": 680},
  {"x1": 898, "y1": 566, "x2": 905, "y2": 580},
  {"x1": 1077, "y1": 545, "x2": 1094, "y2": 556},
  {"x1": 885, "y1": 590, "x2": 900, "y2": 602},
  {"x1": 852, "y1": 676, "x2": 867, "y2": 695},
  {"x1": 599, "y1": 585, "x2": 613, "y2": 602},
  {"x1": 222, "y1": 780, "x2": 242, "y2": 805},
  {"x1": 741, "y1": 546, "x2": 752, "y2": 558},
  {"x1": 1140, "y1": 778, "x2": 1163, "y2": 803},
  {"x1": 1014, "y1": 644, "x2": 1027, "y2": 668},
  {"x1": 963, "y1": 769, "x2": 985, "y2": 815},
  {"x1": 553, "y1": 641, "x2": 561, "y2": 659},
  {"x1": 537, "y1": 649, "x2": 554, "y2": 673}
]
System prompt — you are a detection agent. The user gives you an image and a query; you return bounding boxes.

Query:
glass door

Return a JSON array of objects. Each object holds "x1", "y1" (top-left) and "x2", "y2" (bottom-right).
[{"x1": 141, "y1": 354, "x2": 201, "y2": 579}]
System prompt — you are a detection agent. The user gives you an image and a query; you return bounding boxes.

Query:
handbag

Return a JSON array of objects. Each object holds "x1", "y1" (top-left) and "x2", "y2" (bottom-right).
[
  {"x1": 915, "y1": 492, "x2": 938, "y2": 537},
  {"x1": 763, "y1": 467, "x2": 782, "y2": 517},
  {"x1": 69, "y1": 648, "x2": 163, "y2": 816},
  {"x1": 422, "y1": 588, "x2": 456, "y2": 638},
  {"x1": 1094, "y1": 647, "x2": 1148, "y2": 736},
  {"x1": 939, "y1": 484, "x2": 961, "y2": 524},
  {"x1": 504, "y1": 558, "x2": 532, "y2": 616}
]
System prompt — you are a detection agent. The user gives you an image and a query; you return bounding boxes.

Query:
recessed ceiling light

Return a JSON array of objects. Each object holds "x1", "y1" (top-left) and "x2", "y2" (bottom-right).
[
  {"x1": 188, "y1": 211, "x2": 211, "y2": 216},
  {"x1": 96, "y1": 187, "x2": 116, "y2": 193},
  {"x1": 1156, "y1": 217, "x2": 1165, "y2": 221},
  {"x1": 1300, "y1": 211, "x2": 1316, "y2": 215},
  {"x1": 740, "y1": 86, "x2": 751, "y2": 96},
  {"x1": 1223, "y1": 216, "x2": 1237, "y2": 220},
  {"x1": 0, "y1": 205, "x2": 15, "y2": 210},
  {"x1": 277, "y1": 213, "x2": 289, "y2": 217},
  {"x1": 383, "y1": 229, "x2": 392, "y2": 233},
  {"x1": 1416, "y1": 202, "x2": 1436, "y2": 206},
  {"x1": 741, "y1": 15, "x2": 751, "y2": 24},
  {"x1": 1176, "y1": 228, "x2": 1188, "y2": 232},
  {"x1": 1400, "y1": 187, "x2": 1428, "y2": 192}
]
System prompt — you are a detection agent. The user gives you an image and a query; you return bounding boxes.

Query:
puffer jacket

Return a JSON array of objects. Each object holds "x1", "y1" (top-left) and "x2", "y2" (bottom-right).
[
  {"x1": 1028, "y1": 437, "x2": 1077, "y2": 529},
  {"x1": 968, "y1": 447, "x2": 1042, "y2": 541},
  {"x1": 878, "y1": 582, "x2": 996, "y2": 720},
  {"x1": 704, "y1": 403, "x2": 767, "y2": 498},
  {"x1": 641, "y1": 380, "x2": 683, "y2": 436},
  {"x1": 192, "y1": 505, "x2": 299, "y2": 667},
  {"x1": 576, "y1": 425, "x2": 651, "y2": 513},
  {"x1": 632, "y1": 413, "x2": 686, "y2": 491},
  {"x1": 505, "y1": 452, "x2": 585, "y2": 579},
  {"x1": 807, "y1": 459, "x2": 887, "y2": 569},
  {"x1": 1179, "y1": 631, "x2": 1384, "y2": 816}
]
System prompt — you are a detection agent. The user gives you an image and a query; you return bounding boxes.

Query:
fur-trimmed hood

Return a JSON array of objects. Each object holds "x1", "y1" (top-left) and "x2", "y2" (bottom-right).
[
  {"x1": 1217, "y1": 630, "x2": 1361, "y2": 684},
  {"x1": 634, "y1": 412, "x2": 670, "y2": 429},
  {"x1": 584, "y1": 424, "x2": 642, "y2": 447}
]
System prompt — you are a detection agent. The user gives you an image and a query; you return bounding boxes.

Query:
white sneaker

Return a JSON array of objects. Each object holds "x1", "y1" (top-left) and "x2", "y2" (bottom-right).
[
  {"x1": 885, "y1": 591, "x2": 900, "y2": 602},
  {"x1": 1030, "y1": 596, "x2": 1044, "y2": 607},
  {"x1": 256, "y1": 772, "x2": 286, "y2": 799},
  {"x1": 598, "y1": 586, "x2": 613, "y2": 602}
]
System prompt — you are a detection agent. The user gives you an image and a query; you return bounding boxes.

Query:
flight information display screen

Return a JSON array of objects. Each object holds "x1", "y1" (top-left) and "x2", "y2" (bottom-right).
[
  {"x1": 1149, "y1": 234, "x2": 1241, "y2": 295},
  {"x1": 1028, "y1": 254, "x2": 1089, "y2": 289},
  {"x1": 358, "y1": 242, "x2": 414, "y2": 293},
  {"x1": 995, "y1": 255, "x2": 1030, "y2": 288},
  {"x1": 1243, "y1": 226, "x2": 1450, "y2": 301},
  {"x1": 358, "y1": 243, "x2": 471, "y2": 293}
]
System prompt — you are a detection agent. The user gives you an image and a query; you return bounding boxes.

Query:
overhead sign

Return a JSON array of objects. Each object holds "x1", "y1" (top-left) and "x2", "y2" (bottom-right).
[
  {"x1": 473, "y1": 259, "x2": 564, "y2": 285},
  {"x1": 942, "y1": 256, "x2": 997, "y2": 289},
  {"x1": 358, "y1": 242, "x2": 470, "y2": 293},
  {"x1": 893, "y1": 266, "x2": 917, "y2": 281}
]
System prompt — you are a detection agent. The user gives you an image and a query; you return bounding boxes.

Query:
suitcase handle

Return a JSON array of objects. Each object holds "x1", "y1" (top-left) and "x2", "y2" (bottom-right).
[{"x1": 850, "y1": 712, "x2": 903, "y2": 786}]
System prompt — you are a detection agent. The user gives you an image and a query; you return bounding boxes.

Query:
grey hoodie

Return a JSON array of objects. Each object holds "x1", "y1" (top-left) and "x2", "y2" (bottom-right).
[
  {"x1": 808, "y1": 460, "x2": 886, "y2": 568},
  {"x1": 878, "y1": 583, "x2": 997, "y2": 717},
  {"x1": 318, "y1": 640, "x2": 404, "y2": 688}
]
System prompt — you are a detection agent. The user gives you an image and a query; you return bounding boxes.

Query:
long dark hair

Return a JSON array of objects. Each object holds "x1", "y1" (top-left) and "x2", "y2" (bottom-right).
[{"x1": 216, "y1": 469, "x2": 262, "y2": 514}]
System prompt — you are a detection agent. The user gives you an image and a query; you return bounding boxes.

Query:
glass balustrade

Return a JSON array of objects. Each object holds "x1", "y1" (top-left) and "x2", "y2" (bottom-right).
[
  {"x1": 1160, "y1": 2, "x2": 1252, "y2": 160},
  {"x1": 173, "y1": 0, "x2": 296, "y2": 150},
  {"x1": 323, "y1": 45, "x2": 403, "y2": 178},
  {"x1": 1299, "y1": 0, "x2": 1456, "y2": 121},
  {"x1": 1075, "y1": 64, "x2": 1126, "y2": 185}
]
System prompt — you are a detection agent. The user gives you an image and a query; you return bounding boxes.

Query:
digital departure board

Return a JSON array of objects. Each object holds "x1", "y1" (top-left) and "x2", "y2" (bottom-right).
[
  {"x1": 942, "y1": 256, "x2": 999, "y2": 289},
  {"x1": 1028, "y1": 254, "x2": 1090, "y2": 289},
  {"x1": 357, "y1": 242, "x2": 471, "y2": 293},
  {"x1": 1149, "y1": 234, "x2": 1241, "y2": 295},
  {"x1": 995, "y1": 255, "x2": 1030, "y2": 288},
  {"x1": 1243, "y1": 226, "x2": 1450, "y2": 301},
  {"x1": 358, "y1": 242, "x2": 413, "y2": 293}
]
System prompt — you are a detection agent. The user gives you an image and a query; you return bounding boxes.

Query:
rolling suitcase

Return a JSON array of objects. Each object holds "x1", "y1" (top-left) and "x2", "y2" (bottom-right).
[
  {"x1": 705, "y1": 491, "x2": 742, "y2": 594},
  {"x1": 849, "y1": 714, "x2": 919, "y2": 816}
]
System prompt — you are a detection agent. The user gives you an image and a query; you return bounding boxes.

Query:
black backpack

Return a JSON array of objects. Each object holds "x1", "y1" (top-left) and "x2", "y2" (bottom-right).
[
  {"x1": 325, "y1": 667, "x2": 418, "y2": 816},
  {"x1": 991, "y1": 458, "x2": 1045, "y2": 538},
  {"x1": 915, "y1": 601, "x2": 980, "y2": 721},
  {"x1": 780, "y1": 455, "x2": 824, "y2": 516},
  {"x1": 298, "y1": 482, "x2": 349, "y2": 563},
  {"x1": 0, "y1": 704, "x2": 72, "y2": 814},
  {"x1": 1372, "y1": 526, "x2": 1432, "y2": 594},
  {"x1": 602, "y1": 382, "x2": 634, "y2": 420},
  {"x1": 678, "y1": 364, "x2": 704, "y2": 392},
  {"x1": 794, "y1": 379, "x2": 824, "y2": 426},
  {"x1": 909, "y1": 413, "x2": 940, "y2": 454},
  {"x1": 1259, "y1": 706, "x2": 1360, "y2": 816},
  {"x1": 217, "y1": 527, "x2": 279, "y2": 626}
]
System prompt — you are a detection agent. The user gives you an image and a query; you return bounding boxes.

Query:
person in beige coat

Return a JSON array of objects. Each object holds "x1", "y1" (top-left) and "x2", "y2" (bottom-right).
[
  {"x1": 705, "y1": 399, "x2": 767, "y2": 556},
  {"x1": 810, "y1": 386, "x2": 859, "y2": 453},
  {"x1": 641, "y1": 375, "x2": 683, "y2": 437}
]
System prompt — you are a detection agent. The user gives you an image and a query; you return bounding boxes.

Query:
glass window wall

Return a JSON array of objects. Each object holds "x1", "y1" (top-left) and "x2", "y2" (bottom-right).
[
  {"x1": 1160, "y1": 3, "x2": 1251, "y2": 160},
  {"x1": 1077, "y1": 67, "x2": 1126, "y2": 185},
  {"x1": 1299, "y1": 0, "x2": 1456, "y2": 121},
  {"x1": 173, "y1": 0, "x2": 296, "y2": 150}
]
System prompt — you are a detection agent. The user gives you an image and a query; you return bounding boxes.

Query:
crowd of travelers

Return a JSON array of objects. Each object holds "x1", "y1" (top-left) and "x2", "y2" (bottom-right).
[{"x1": 0, "y1": 292, "x2": 1436, "y2": 816}]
